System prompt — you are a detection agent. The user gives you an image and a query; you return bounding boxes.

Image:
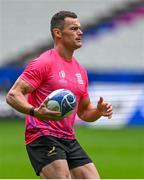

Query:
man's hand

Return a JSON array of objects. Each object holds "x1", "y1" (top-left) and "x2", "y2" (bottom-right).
[
  {"x1": 97, "y1": 97, "x2": 113, "y2": 119},
  {"x1": 34, "y1": 97, "x2": 62, "y2": 121}
]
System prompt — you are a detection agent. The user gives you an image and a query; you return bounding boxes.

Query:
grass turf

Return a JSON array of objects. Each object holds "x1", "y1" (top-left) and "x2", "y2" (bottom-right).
[{"x1": 0, "y1": 118, "x2": 144, "y2": 179}]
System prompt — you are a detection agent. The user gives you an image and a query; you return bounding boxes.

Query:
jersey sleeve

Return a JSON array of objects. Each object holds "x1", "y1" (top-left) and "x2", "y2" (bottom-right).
[{"x1": 20, "y1": 58, "x2": 48, "y2": 89}]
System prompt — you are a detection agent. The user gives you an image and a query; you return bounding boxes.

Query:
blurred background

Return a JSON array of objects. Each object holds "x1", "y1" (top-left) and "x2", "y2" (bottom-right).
[{"x1": 0, "y1": 0, "x2": 144, "y2": 178}]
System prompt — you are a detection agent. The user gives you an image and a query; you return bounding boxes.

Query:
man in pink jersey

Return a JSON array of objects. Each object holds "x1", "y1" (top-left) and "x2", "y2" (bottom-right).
[{"x1": 6, "y1": 11, "x2": 113, "y2": 179}]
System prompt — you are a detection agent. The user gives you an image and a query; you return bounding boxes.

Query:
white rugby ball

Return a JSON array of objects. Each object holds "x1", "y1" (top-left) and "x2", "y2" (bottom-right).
[{"x1": 47, "y1": 89, "x2": 76, "y2": 117}]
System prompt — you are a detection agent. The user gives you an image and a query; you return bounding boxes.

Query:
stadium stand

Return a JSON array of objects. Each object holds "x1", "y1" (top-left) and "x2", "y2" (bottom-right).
[{"x1": 1, "y1": 0, "x2": 143, "y2": 66}]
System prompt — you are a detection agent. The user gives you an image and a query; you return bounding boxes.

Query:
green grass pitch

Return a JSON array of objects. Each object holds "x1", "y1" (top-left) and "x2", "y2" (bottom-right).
[{"x1": 0, "y1": 118, "x2": 144, "y2": 179}]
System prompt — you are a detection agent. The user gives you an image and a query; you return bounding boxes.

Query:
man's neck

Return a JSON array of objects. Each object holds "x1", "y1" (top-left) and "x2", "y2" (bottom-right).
[{"x1": 54, "y1": 45, "x2": 74, "y2": 60}]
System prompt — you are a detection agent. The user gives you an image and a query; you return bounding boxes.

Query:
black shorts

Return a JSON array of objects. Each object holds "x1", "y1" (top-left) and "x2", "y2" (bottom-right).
[{"x1": 26, "y1": 136, "x2": 92, "y2": 176}]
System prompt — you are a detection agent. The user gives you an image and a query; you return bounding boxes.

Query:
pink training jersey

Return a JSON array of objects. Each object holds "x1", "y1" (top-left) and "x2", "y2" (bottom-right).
[{"x1": 20, "y1": 48, "x2": 88, "y2": 144}]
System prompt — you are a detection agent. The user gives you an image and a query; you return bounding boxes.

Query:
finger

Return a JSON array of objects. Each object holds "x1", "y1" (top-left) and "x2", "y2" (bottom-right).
[
  {"x1": 40, "y1": 97, "x2": 50, "y2": 108},
  {"x1": 40, "y1": 103, "x2": 46, "y2": 108},
  {"x1": 43, "y1": 97, "x2": 49, "y2": 105},
  {"x1": 47, "y1": 109, "x2": 61, "y2": 115},
  {"x1": 106, "y1": 103, "x2": 112, "y2": 108},
  {"x1": 108, "y1": 115, "x2": 112, "y2": 119},
  {"x1": 106, "y1": 106, "x2": 113, "y2": 112},
  {"x1": 103, "y1": 110, "x2": 113, "y2": 117},
  {"x1": 108, "y1": 111, "x2": 113, "y2": 119},
  {"x1": 98, "y1": 96, "x2": 103, "y2": 104},
  {"x1": 108, "y1": 111, "x2": 113, "y2": 118}
]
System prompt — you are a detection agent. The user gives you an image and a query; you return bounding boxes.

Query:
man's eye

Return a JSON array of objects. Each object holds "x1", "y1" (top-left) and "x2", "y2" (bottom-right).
[{"x1": 71, "y1": 27, "x2": 79, "y2": 31}]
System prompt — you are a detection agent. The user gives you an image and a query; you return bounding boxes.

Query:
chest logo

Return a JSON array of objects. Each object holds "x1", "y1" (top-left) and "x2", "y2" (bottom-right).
[
  {"x1": 59, "y1": 70, "x2": 65, "y2": 79},
  {"x1": 75, "y1": 73, "x2": 84, "y2": 84}
]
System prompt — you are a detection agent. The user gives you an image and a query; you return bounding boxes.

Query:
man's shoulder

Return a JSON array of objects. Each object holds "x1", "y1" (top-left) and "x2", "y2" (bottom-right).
[
  {"x1": 35, "y1": 48, "x2": 55, "y2": 65},
  {"x1": 39, "y1": 48, "x2": 55, "y2": 60}
]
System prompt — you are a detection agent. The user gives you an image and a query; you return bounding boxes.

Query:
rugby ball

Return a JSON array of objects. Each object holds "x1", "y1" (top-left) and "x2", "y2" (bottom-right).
[{"x1": 47, "y1": 89, "x2": 76, "y2": 117}]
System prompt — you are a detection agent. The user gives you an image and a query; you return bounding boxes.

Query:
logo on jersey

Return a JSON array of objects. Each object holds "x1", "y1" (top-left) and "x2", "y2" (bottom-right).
[
  {"x1": 59, "y1": 70, "x2": 65, "y2": 79},
  {"x1": 75, "y1": 73, "x2": 84, "y2": 84},
  {"x1": 58, "y1": 71, "x2": 84, "y2": 84}
]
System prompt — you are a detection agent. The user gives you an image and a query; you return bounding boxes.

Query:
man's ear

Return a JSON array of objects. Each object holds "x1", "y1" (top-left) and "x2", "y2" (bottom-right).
[{"x1": 53, "y1": 28, "x2": 62, "y2": 38}]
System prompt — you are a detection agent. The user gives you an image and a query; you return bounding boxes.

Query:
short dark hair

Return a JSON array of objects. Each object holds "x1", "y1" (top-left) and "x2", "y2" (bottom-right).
[{"x1": 50, "y1": 10, "x2": 77, "y2": 38}]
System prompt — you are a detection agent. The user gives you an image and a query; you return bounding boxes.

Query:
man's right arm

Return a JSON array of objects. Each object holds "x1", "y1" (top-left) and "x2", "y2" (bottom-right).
[
  {"x1": 6, "y1": 77, "x2": 35, "y2": 115},
  {"x1": 6, "y1": 77, "x2": 62, "y2": 120}
]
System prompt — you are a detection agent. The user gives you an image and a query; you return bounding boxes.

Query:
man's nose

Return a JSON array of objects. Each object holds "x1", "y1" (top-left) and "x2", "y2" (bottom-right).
[{"x1": 78, "y1": 29, "x2": 83, "y2": 35}]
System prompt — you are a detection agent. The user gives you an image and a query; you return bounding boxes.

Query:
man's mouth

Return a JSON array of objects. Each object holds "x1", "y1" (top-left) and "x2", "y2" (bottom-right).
[{"x1": 76, "y1": 38, "x2": 82, "y2": 42}]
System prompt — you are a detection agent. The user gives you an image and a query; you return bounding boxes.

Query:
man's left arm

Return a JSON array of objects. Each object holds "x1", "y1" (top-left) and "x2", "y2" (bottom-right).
[{"x1": 77, "y1": 96, "x2": 113, "y2": 122}]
